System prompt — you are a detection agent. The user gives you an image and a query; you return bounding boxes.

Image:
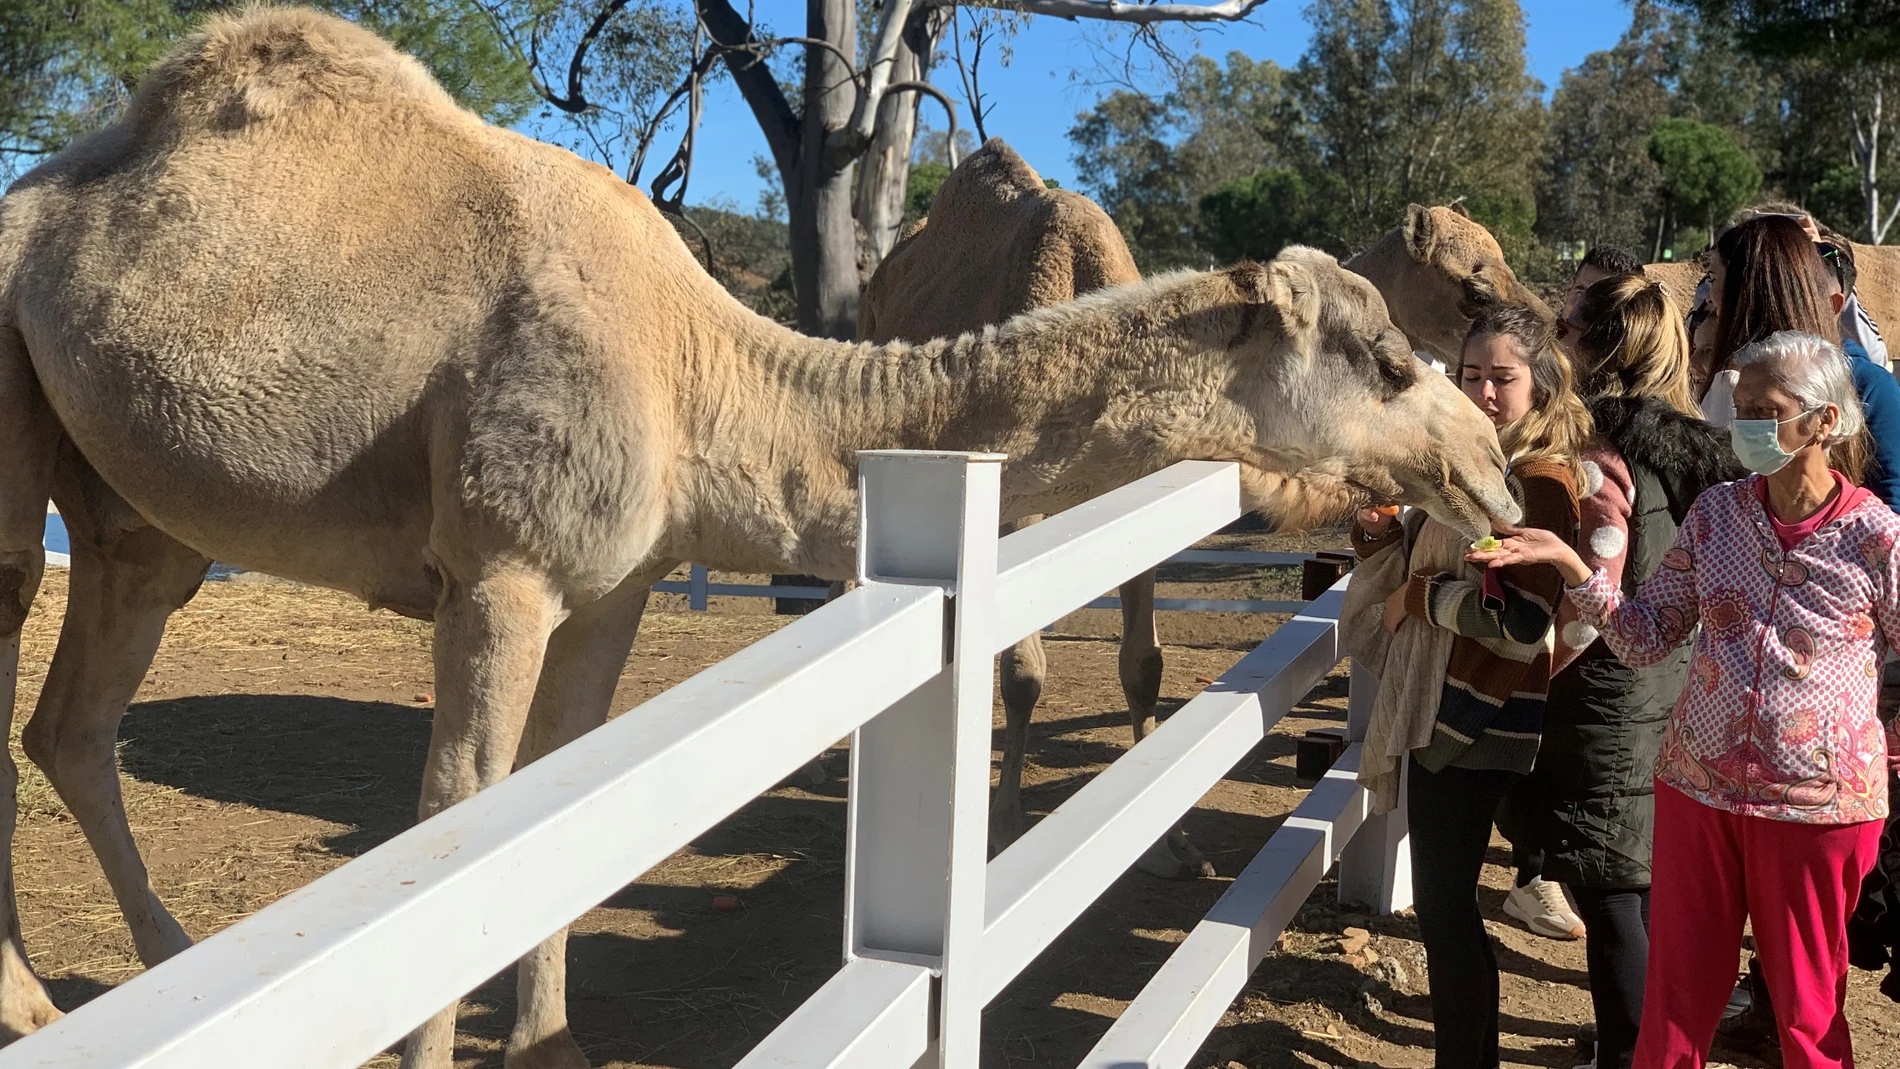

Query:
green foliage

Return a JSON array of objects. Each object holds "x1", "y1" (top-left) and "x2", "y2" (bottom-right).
[
  {"x1": 1195, "y1": 168, "x2": 1317, "y2": 263},
  {"x1": 0, "y1": 0, "x2": 537, "y2": 183},
  {"x1": 1807, "y1": 163, "x2": 1869, "y2": 236},
  {"x1": 1647, "y1": 116, "x2": 1763, "y2": 231},
  {"x1": 1289, "y1": 0, "x2": 1546, "y2": 250},
  {"x1": 1666, "y1": 0, "x2": 1900, "y2": 65},
  {"x1": 905, "y1": 162, "x2": 951, "y2": 224}
]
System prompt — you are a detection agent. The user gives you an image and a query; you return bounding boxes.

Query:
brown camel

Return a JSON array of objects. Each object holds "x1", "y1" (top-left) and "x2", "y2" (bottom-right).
[
  {"x1": 0, "y1": 9, "x2": 1518, "y2": 1067},
  {"x1": 860, "y1": 139, "x2": 1206, "y2": 879},
  {"x1": 1345, "y1": 202, "x2": 1554, "y2": 364}
]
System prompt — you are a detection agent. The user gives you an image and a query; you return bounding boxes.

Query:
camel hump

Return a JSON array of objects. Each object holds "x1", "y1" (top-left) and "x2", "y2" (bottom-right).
[{"x1": 126, "y1": 5, "x2": 461, "y2": 130}]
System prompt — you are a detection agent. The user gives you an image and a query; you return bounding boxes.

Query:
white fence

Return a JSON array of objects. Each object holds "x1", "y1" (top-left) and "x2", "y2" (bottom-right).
[{"x1": 6, "y1": 454, "x2": 1408, "y2": 1069}]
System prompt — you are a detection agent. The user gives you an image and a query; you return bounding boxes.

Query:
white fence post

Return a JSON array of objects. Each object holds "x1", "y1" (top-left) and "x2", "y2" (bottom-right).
[
  {"x1": 845, "y1": 451, "x2": 1002, "y2": 1069},
  {"x1": 1336, "y1": 661, "x2": 1412, "y2": 913}
]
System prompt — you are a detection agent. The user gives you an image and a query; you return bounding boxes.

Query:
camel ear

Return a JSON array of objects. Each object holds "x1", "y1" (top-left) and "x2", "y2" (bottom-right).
[
  {"x1": 1403, "y1": 203, "x2": 1435, "y2": 262},
  {"x1": 1448, "y1": 200, "x2": 1473, "y2": 220},
  {"x1": 1233, "y1": 259, "x2": 1319, "y2": 331}
]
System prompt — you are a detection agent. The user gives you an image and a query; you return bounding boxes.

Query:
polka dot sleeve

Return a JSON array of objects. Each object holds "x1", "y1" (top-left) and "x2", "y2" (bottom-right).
[{"x1": 1552, "y1": 449, "x2": 1632, "y2": 674}]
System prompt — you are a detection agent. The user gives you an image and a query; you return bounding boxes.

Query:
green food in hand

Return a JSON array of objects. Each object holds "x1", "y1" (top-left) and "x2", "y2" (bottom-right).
[{"x1": 1473, "y1": 536, "x2": 1502, "y2": 552}]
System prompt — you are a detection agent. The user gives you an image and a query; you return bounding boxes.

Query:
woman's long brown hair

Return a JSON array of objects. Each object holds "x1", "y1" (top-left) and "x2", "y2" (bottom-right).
[
  {"x1": 1711, "y1": 214, "x2": 1866, "y2": 482},
  {"x1": 1712, "y1": 215, "x2": 1841, "y2": 374},
  {"x1": 1573, "y1": 273, "x2": 1700, "y2": 417}
]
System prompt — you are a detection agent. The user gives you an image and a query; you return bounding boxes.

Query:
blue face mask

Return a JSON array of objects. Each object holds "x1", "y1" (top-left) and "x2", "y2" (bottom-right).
[{"x1": 1730, "y1": 410, "x2": 1817, "y2": 476}]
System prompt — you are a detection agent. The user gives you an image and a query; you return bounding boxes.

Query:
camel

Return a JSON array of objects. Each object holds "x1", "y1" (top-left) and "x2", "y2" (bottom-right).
[
  {"x1": 0, "y1": 9, "x2": 1519, "y2": 1067},
  {"x1": 1344, "y1": 202, "x2": 1554, "y2": 365},
  {"x1": 860, "y1": 138, "x2": 1207, "y2": 879},
  {"x1": 863, "y1": 161, "x2": 1558, "y2": 878}
]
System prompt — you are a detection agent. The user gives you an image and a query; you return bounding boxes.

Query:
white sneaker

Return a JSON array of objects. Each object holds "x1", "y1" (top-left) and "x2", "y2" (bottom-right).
[{"x1": 1504, "y1": 876, "x2": 1586, "y2": 940}]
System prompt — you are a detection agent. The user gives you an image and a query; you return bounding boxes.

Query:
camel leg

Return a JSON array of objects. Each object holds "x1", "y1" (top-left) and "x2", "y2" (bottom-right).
[
  {"x1": 990, "y1": 515, "x2": 1046, "y2": 854},
  {"x1": 403, "y1": 560, "x2": 561, "y2": 1069},
  {"x1": 0, "y1": 332, "x2": 61, "y2": 1040},
  {"x1": 1119, "y1": 571, "x2": 1212, "y2": 880},
  {"x1": 504, "y1": 572, "x2": 667, "y2": 1069},
  {"x1": 991, "y1": 631, "x2": 1046, "y2": 854},
  {"x1": 23, "y1": 463, "x2": 210, "y2": 967}
]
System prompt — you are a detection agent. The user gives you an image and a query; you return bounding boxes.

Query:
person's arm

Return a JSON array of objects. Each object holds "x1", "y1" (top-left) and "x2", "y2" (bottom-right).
[
  {"x1": 1844, "y1": 292, "x2": 1889, "y2": 370},
  {"x1": 1471, "y1": 495, "x2": 1705, "y2": 668},
  {"x1": 1868, "y1": 523, "x2": 1900, "y2": 764},
  {"x1": 1553, "y1": 456, "x2": 1632, "y2": 672},
  {"x1": 1850, "y1": 353, "x2": 1900, "y2": 513},
  {"x1": 1413, "y1": 471, "x2": 1576, "y2": 645}
]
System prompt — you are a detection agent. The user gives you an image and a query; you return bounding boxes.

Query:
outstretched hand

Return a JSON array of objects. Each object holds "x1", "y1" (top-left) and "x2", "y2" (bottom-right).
[{"x1": 1465, "y1": 526, "x2": 1591, "y2": 586}]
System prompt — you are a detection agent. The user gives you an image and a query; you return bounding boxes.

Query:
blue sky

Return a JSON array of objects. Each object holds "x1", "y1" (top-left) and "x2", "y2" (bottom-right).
[{"x1": 577, "y1": 0, "x2": 1636, "y2": 213}]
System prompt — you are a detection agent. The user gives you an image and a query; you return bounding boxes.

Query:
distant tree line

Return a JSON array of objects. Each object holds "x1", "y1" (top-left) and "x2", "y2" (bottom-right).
[{"x1": 1067, "y1": 0, "x2": 1900, "y2": 289}]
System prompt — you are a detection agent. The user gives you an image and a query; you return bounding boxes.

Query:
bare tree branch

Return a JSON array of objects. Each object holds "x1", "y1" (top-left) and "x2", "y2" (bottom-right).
[
  {"x1": 886, "y1": 80, "x2": 963, "y2": 165},
  {"x1": 557, "y1": 0, "x2": 637, "y2": 113},
  {"x1": 847, "y1": 0, "x2": 918, "y2": 145},
  {"x1": 696, "y1": 0, "x2": 801, "y2": 173},
  {"x1": 926, "y1": 0, "x2": 1270, "y2": 25}
]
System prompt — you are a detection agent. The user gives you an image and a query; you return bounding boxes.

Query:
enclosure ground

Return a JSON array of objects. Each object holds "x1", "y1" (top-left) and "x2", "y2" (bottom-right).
[{"x1": 11, "y1": 529, "x2": 1897, "y2": 1068}]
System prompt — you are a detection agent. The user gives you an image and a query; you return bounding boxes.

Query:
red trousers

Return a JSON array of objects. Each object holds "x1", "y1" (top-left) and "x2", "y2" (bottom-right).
[{"x1": 1635, "y1": 783, "x2": 1882, "y2": 1069}]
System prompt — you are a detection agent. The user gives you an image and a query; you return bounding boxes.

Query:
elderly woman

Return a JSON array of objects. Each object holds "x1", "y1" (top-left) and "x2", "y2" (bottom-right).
[{"x1": 1472, "y1": 331, "x2": 1900, "y2": 1069}]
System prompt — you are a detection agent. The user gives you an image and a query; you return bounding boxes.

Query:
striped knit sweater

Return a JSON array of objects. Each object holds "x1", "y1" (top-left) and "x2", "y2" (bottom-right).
[{"x1": 1353, "y1": 458, "x2": 1581, "y2": 772}]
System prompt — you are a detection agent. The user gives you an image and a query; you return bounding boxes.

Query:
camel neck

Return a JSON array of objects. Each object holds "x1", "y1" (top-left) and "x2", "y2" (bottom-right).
[{"x1": 666, "y1": 296, "x2": 1249, "y2": 576}]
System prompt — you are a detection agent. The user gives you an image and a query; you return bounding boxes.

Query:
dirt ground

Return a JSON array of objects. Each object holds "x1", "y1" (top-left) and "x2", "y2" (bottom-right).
[{"x1": 11, "y1": 527, "x2": 1900, "y2": 1069}]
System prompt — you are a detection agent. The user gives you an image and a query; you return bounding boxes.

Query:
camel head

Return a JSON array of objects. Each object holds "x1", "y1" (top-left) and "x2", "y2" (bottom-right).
[
  {"x1": 1352, "y1": 203, "x2": 1553, "y2": 365},
  {"x1": 1208, "y1": 247, "x2": 1520, "y2": 537}
]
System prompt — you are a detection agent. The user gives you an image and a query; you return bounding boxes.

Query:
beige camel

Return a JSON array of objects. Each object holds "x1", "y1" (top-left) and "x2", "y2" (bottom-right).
[
  {"x1": 860, "y1": 138, "x2": 1211, "y2": 879},
  {"x1": 0, "y1": 9, "x2": 1518, "y2": 1067},
  {"x1": 1345, "y1": 203, "x2": 1554, "y2": 364}
]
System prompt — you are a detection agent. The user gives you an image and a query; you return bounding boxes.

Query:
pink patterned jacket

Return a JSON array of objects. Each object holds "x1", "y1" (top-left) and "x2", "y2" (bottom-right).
[{"x1": 1568, "y1": 475, "x2": 1900, "y2": 825}]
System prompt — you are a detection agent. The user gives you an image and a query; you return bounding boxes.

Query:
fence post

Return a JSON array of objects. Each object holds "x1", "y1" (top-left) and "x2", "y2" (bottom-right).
[
  {"x1": 1337, "y1": 661, "x2": 1412, "y2": 913},
  {"x1": 845, "y1": 450, "x2": 1002, "y2": 1069},
  {"x1": 688, "y1": 565, "x2": 709, "y2": 611}
]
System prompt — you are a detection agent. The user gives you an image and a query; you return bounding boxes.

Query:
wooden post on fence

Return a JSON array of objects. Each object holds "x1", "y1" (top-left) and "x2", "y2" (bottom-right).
[
  {"x1": 844, "y1": 451, "x2": 1002, "y2": 1069},
  {"x1": 1337, "y1": 661, "x2": 1413, "y2": 913}
]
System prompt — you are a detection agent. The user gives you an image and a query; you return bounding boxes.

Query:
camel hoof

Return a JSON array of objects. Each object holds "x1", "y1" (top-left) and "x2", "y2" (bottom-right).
[
  {"x1": 0, "y1": 991, "x2": 61, "y2": 1044},
  {"x1": 0, "y1": 944, "x2": 61, "y2": 1044},
  {"x1": 505, "y1": 1027, "x2": 591, "y2": 1069}
]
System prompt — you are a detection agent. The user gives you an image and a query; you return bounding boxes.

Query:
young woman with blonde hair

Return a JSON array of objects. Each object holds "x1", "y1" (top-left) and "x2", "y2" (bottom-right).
[
  {"x1": 1516, "y1": 271, "x2": 1744, "y2": 1069},
  {"x1": 1344, "y1": 304, "x2": 1588, "y2": 1069}
]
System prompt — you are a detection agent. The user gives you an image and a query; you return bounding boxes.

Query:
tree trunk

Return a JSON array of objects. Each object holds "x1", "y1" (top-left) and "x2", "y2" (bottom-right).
[
  {"x1": 1653, "y1": 205, "x2": 1667, "y2": 263},
  {"x1": 855, "y1": 11, "x2": 946, "y2": 272},
  {"x1": 784, "y1": 0, "x2": 863, "y2": 340}
]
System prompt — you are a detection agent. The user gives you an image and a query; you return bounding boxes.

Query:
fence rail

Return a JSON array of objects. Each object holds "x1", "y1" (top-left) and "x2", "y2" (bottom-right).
[{"x1": 10, "y1": 456, "x2": 1407, "y2": 1069}]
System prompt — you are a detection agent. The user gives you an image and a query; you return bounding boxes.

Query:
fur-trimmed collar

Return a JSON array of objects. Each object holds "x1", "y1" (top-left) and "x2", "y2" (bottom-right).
[{"x1": 1588, "y1": 395, "x2": 1747, "y2": 524}]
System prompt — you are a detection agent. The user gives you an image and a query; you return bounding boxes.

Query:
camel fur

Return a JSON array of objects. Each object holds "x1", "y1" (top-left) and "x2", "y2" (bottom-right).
[
  {"x1": 0, "y1": 9, "x2": 1518, "y2": 1066},
  {"x1": 860, "y1": 138, "x2": 1209, "y2": 879},
  {"x1": 1346, "y1": 202, "x2": 1555, "y2": 363}
]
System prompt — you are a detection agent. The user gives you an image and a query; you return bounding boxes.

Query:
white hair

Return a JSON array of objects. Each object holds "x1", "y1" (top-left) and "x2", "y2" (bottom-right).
[{"x1": 1730, "y1": 331, "x2": 1866, "y2": 446}]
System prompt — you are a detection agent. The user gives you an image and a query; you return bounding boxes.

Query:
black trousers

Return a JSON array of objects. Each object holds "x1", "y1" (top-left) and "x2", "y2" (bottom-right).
[
  {"x1": 1571, "y1": 886, "x2": 1650, "y2": 1069},
  {"x1": 1408, "y1": 758, "x2": 1521, "y2": 1069}
]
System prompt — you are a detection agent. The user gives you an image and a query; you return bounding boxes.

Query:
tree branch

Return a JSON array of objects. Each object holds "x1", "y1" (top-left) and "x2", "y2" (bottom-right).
[
  {"x1": 847, "y1": 0, "x2": 918, "y2": 145},
  {"x1": 561, "y1": 0, "x2": 637, "y2": 114},
  {"x1": 886, "y1": 80, "x2": 963, "y2": 165},
  {"x1": 696, "y1": 0, "x2": 801, "y2": 174},
  {"x1": 925, "y1": 0, "x2": 1270, "y2": 24}
]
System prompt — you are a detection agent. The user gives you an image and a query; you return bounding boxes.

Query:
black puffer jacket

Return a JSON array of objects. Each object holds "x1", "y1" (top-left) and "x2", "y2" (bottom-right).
[{"x1": 1514, "y1": 396, "x2": 1745, "y2": 890}]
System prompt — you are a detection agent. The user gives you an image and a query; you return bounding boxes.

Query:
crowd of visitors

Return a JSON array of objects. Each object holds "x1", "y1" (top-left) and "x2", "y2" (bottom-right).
[{"x1": 1342, "y1": 200, "x2": 1900, "y2": 1069}]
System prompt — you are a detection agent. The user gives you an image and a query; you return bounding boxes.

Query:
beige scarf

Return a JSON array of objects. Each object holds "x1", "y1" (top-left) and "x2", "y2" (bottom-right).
[{"x1": 1339, "y1": 518, "x2": 1474, "y2": 812}]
